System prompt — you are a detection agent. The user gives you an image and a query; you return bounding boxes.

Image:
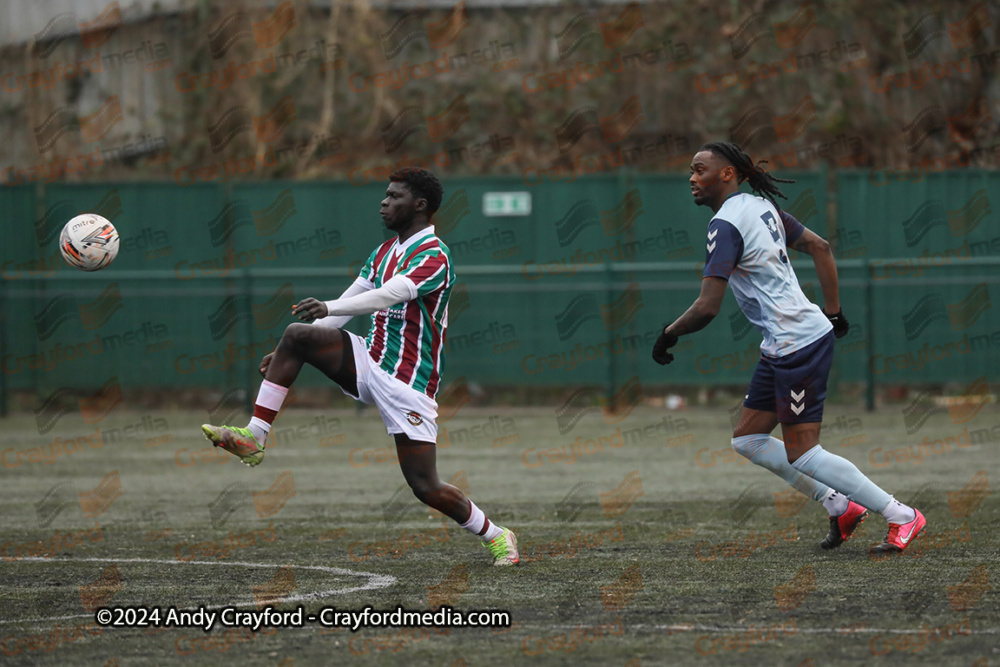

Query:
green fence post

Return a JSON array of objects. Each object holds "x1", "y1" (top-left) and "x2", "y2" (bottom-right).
[
  {"x1": 864, "y1": 260, "x2": 875, "y2": 411},
  {"x1": 242, "y1": 270, "x2": 255, "y2": 415},
  {"x1": 0, "y1": 280, "x2": 6, "y2": 417},
  {"x1": 605, "y1": 260, "x2": 616, "y2": 407},
  {"x1": 33, "y1": 181, "x2": 45, "y2": 405}
]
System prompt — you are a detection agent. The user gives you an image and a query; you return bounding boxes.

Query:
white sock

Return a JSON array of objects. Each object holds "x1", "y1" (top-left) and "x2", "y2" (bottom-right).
[
  {"x1": 247, "y1": 380, "x2": 289, "y2": 444},
  {"x1": 881, "y1": 498, "x2": 917, "y2": 524},
  {"x1": 731, "y1": 435, "x2": 832, "y2": 502},
  {"x1": 460, "y1": 500, "x2": 502, "y2": 541},
  {"x1": 822, "y1": 491, "x2": 850, "y2": 516},
  {"x1": 248, "y1": 417, "x2": 270, "y2": 444},
  {"x1": 791, "y1": 445, "x2": 894, "y2": 514}
]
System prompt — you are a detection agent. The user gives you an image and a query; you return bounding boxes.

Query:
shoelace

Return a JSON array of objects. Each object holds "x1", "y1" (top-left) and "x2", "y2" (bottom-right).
[{"x1": 485, "y1": 531, "x2": 509, "y2": 558}]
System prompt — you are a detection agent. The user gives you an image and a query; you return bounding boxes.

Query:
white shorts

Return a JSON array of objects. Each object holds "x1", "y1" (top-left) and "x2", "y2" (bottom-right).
[{"x1": 340, "y1": 331, "x2": 439, "y2": 442}]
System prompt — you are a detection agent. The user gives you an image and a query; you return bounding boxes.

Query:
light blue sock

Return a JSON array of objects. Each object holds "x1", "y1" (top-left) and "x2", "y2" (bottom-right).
[
  {"x1": 732, "y1": 434, "x2": 831, "y2": 502},
  {"x1": 791, "y1": 445, "x2": 893, "y2": 514}
]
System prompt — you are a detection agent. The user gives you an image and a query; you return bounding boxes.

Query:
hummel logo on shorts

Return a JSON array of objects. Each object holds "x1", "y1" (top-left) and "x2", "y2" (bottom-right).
[{"x1": 790, "y1": 389, "x2": 805, "y2": 415}]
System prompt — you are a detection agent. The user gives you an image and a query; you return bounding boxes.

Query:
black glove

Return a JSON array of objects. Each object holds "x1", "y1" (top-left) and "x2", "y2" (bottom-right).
[
  {"x1": 652, "y1": 328, "x2": 679, "y2": 365},
  {"x1": 825, "y1": 309, "x2": 849, "y2": 338}
]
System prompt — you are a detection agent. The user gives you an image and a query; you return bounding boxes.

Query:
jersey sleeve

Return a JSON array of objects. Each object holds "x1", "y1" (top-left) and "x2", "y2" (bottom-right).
[
  {"x1": 703, "y1": 218, "x2": 744, "y2": 280},
  {"x1": 779, "y1": 210, "x2": 805, "y2": 244},
  {"x1": 357, "y1": 247, "x2": 378, "y2": 288},
  {"x1": 398, "y1": 246, "x2": 450, "y2": 298}
]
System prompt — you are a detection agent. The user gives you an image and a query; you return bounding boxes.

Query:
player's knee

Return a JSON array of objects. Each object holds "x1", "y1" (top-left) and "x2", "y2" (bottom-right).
[
  {"x1": 732, "y1": 433, "x2": 768, "y2": 459},
  {"x1": 731, "y1": 436, "x2": 750, "y2": 459},
  {"x1": 407, "y1": 477, "x2": 436, "y2": 504},
  {"x1": 732, "y1": 421, "x2": 753, "y2": 439},
  {"x1": 280, "y1": 322, "x2": 321, "y2": 351},
  {"x1": 280, "y1": 322, "x2": 309, "y2": 344}
]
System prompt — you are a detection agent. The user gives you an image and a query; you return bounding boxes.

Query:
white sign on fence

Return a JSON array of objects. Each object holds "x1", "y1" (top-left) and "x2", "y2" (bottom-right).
[{"x1": 483, "y1": 192, "x2": 531, "y2": 216}]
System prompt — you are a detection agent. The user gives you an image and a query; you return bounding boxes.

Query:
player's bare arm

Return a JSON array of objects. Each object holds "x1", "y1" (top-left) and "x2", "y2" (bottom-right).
[
  {"x1": 790, "y1": 228, "x2": 849, "y2": 337},
  {"x1": 790, "y1": 228, "x2": 839, "y2": 313},
  {"x1": 652, "y1": 276, "x2": 727, "y2": 365},
  {"x1": 664, "y1": 276, "x2": 727, "y2": 338}
]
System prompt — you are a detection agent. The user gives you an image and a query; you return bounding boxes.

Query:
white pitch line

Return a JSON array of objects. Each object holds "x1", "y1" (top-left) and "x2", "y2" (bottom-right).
[{"x1": 1, "y1": 556, "x2": 397, "y2": 627}]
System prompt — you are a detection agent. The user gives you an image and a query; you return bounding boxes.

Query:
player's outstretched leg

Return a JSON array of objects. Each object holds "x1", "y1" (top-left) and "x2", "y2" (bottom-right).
[
  {"x1": 395, "y1": 434, "x2": 519, "y2": 566},
  {"x1": 783, "y1": 423, "x2": 926, "y2": 557},
  {"x1": 203, "y1": 324, "x2": 356, "y2": 467},
  {"x1": 732, "y1": 407, "x2": 865, "y2": 549}
]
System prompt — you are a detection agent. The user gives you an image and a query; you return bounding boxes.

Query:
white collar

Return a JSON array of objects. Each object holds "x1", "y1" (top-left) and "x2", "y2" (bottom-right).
[{"x1": 393, "y1": 226, "x2": 435, "y2": 255}]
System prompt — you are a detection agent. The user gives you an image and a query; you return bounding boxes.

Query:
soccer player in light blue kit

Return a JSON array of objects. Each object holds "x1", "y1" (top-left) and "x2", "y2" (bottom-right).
[{"x1": 653, "y1": 142, "x2": 925, "y2": 557}]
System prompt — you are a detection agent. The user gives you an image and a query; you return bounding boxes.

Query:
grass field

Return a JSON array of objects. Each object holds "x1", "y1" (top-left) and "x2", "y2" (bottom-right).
[{"x1": 1, "y1": 399, "x2": 996, "y2": 666}]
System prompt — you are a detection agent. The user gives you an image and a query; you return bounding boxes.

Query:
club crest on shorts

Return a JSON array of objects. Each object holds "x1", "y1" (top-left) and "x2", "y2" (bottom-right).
[{"x1": 406, "y1": 411, "x2": 424, "y2": 425}]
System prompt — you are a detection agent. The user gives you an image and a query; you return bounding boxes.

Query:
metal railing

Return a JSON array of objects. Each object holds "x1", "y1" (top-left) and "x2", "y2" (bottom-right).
[{"x1": 3, "y1": 256, "x2": 999, "y2": 414}]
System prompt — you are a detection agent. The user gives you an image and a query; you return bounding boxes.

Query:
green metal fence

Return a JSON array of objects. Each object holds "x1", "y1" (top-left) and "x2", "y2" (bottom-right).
[{"x1": 2, "y1": 172, "x2": 998, "y2": 411}]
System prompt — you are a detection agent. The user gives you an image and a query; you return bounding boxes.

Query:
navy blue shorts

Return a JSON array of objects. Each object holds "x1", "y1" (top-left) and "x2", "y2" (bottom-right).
[{"x1": 744, "y1": 330, "x2": 835, "y2": 424}]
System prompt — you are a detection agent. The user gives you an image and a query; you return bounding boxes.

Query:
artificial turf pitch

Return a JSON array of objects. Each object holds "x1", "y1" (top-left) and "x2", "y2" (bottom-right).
[{"x1": 1, "y1": 402, "x2": 996, "y2": 666}]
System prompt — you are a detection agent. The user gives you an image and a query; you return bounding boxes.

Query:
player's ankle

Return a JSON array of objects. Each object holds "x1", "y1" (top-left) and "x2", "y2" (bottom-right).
[
  {"x1": 247, "y1": 417, "x2": 269, "y2": 444},
  {"x1": 822, "y1": 491, "x2": 849, "y2": 516},
  {"x1": 881, "y1": 499, "x2": 916, "y2": 524}
]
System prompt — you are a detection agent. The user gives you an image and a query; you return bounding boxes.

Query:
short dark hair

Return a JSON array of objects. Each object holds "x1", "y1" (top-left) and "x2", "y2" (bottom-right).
[
  {"x1": 701, "y1": 141, "x2": 795, "y2": 209},
  {"x1": 389, "y1": 168, "x2": 444, "y2": 216}
]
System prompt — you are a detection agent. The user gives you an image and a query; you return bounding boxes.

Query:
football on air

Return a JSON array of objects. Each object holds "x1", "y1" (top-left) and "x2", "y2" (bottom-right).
[{"x1": 59, "y1": 214, "x2": 120, "y2": 271}]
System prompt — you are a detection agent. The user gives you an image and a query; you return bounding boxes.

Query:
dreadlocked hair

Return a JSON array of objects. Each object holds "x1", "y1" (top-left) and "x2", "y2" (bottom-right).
[
  {"x1": 389, "y1": 167, "x2": 444, "y2": 217},
  {"x1": 701, "y1": 141, "x2": 796, "y2": 210}
]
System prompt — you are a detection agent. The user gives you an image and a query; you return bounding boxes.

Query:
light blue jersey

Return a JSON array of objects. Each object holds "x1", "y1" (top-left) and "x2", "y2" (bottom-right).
[{"x1": 703, "y1": 192, "x2": 832, "y2": 357}]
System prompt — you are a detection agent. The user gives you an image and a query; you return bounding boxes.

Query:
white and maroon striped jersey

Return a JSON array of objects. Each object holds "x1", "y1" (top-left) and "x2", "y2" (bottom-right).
[{"x1": 358, "y1": 227, "x2": 454, "y2": 398}]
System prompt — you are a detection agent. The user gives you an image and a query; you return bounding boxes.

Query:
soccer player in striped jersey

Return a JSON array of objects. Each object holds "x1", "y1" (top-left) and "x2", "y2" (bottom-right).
[
  {"x1": 651, "y1": 142, "x2": 925, "y2": 557},
  {"x1": 202, "y1": 168, "x2": 518, "y2": 566}
]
